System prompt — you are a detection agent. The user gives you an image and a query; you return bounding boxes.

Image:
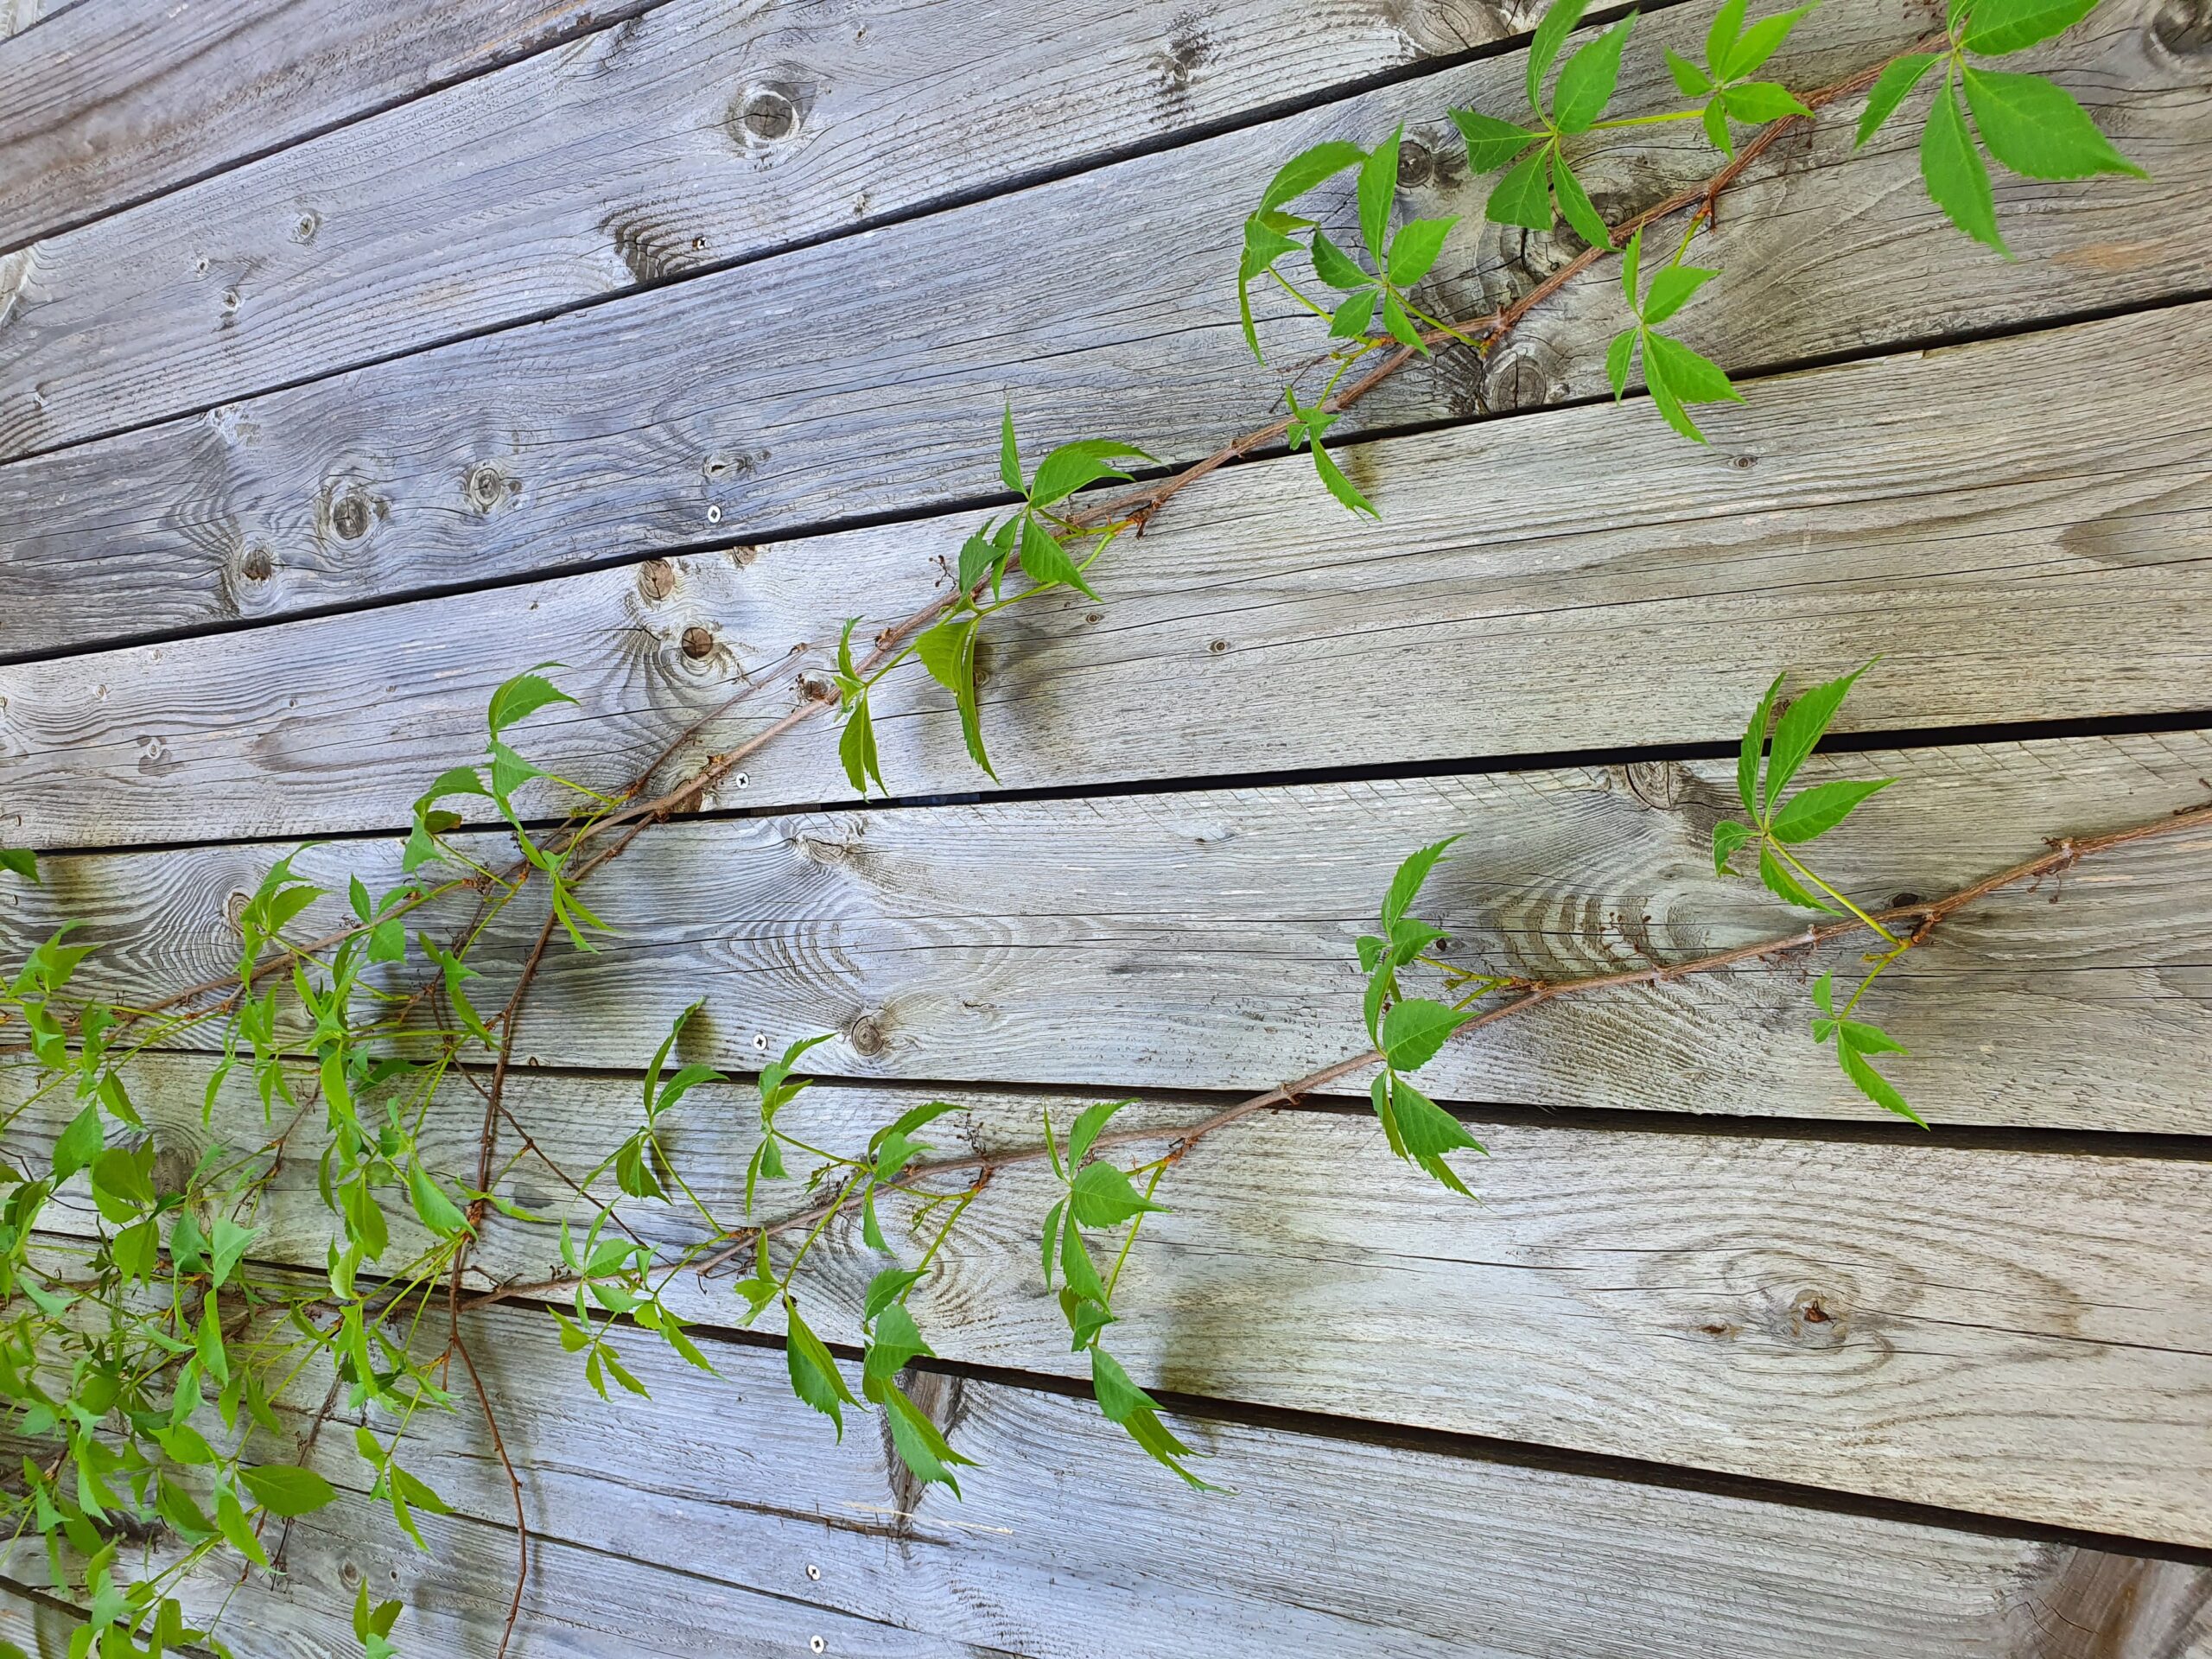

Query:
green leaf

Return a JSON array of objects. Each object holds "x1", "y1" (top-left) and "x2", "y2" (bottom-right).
[
  {"x1": 408, "y1": 1164, "x2": 471, "y2": 1236},
  {"x1": 1309, "y1": 436, "x2": 1376, "y2": 518},
  {"x1": 207, "y1": 1216, "x2": 257, "y2": 1287},
  {"x1": 1238, "y1": 211, "x2": 1304, "y2": 359},
  {"x1": 1058, "y1": 1213, "x2": 1108, "y2": 1303},
  {"x1": 1090, "y1": 1345, "x2": 1160, "y2": 1423},
  {"x1": 1838, "y1": 1018, "x2": 1909, "y2": 1058},
  {"x1": 1712, "y1": 818, "x2": 1753, "y2": 874},
  {"x1": 957, "y1": 530, "x2": 996, "y2": 594},
  {"x1": 1643, "y1": 264, "x2": 1719, "y2": 324},
  {"x1": 1258, "y1": 140, "x2": 1368, "y2": 213},
  {"x1": 1382, "y1": 836, "x2": 1457, "y2": 929},
  {"x1": 874, "y1": 1379, "x2": 978, "y2": 1495},
  {"x1": 1738, "y1": 671, "x2": 1783, "y2": 814},
  {"x1": 0, "y1": 846, "x2": 35, "y2": 883},
  {"x1": 1723, "y1": 4, "x2": 1817, "y2": 79},
  {"x1": 864, "y1": 1266, "x2": 925, "y2": 1323},
  {"x1": 1486, "y1": 149, "x2": 1554, "y2": 230},
  {"x1": 1665, "y1": 47, "x2": 1711, "y2": 97},
  {"x1": 862, "y1": 1303, "x2": 933, "y2": 1382},
  {"x1": 1641, "y1": 340, "x2": 1707, "y2": 443},
  {"x1": 1758, "y1": 843, "x2": 1835, "y2": 912},
  {"x1": 1388, "y1": 1075, "x2": 1485, "y2": 1194},
  {"x1": 53, "y1": 1105, "x2": 103, "y2": 1185},
  {"x1": 1703, "y1": 98, "x2": 1734, "y2": 156},
  {"x1": 1553, "y1": 13, "x2": 1635, "y2": 132},
  {"x1": 1605, "y1": 329, "x2": 1636, "y2": 399},
  {"x1": 783, "y1": 1300, "x2": 856, "y2": 1438},
  {"x1": 998, "y1": 405, "x2": 1022, "y2": 493},
  {"x1": 1070, "y1": 1161, "x2": 1166, "y2": 1229},
  {"x1": 1380, "y1": 998, "x2": 1472, "y2": 1072},
  {"x1": 1040, "y1": 1197, "x2": 1065, "y2": 1287},
  {"x1": 1380, "y1": 290, "x2": 1426, "y2": 354},
  {"x1": 1839, "y1": 1042, "x2": 1926, "y2": 1126},
  {"x1": 1450, "y1": 108, "x2": 1538, "y2": 172},
  {"x1": 1705, "y1": 0, "x2": 1749, "y2": 77},
  {"x1": 1329, "y1": 288, "x2": 1380, "y2": 339},
  {"x1": 1309, "y1": 230, "x2": 1370, "y2": 289},
  {"x1": 1548, "y1": 152, "x2": 1611, "y2": 251},
  {"x1": 1764, "y1": 661, "x2": 1870, "y2": 810},
  {"x1": 1722, "y1": 81, "x2": 1810, "y2": 122},
  {"x1": 90, "y1": 1146, "x2": 154, "y2": 1213},
  {"x1": 1065, "y1": 1098, "x2": 1129, "y2": 1166},
  {"x1": 1528, "y1": 0, "x2": 1593, "y2": 110},
  {"x1": 1856, "y1": 52, "x2": 1940, "y2": 146},
  {"x1": 215, "y1": 1488, "x2": 269, "y2": 1569},
  {"x1": 838, "y1": 695, "x2": 885, "y2": 798},
  {"x1": 1768, "y1": 777, "x2": 1893, "y2": 842},
  {"x1": 239, "y1": 1464, "x2": 337, "y2": 1517},
  {"x1": 365, "y1": 917, "x2": 406, "y2": 962},
  {"x1": 1019, "y1": 511, "x2": 1095, "y2": 601},
  {"x1": 1028, "y1": 439, "x2": 1154, "y2": 507},
  {"x1": 1643, "y1": 332, "x2": 1740, "y2": 405},
  {"x1": 1961, "y1": 67, "x2": 2146, "y2": 181},
  {"x1": 485, "y1": 665, "x2": 575, "y2": 738},
  {"x1": 1964, "y1": 0, "x2": 2099, "y2": 55},
  {"x1": 1922, "y1": 73, "x2": 2005, "y2": 253},
  {"x1": 1119, "y1": 1402, "x2": 1218, "y2": 1490},
  {"x1": 1386, "y1": 215, "x2": 1457, "y2": 287},
  {"x1": 1619, "y1": 225, "x2": 1643, "y2": 308},
  {"x1": 1357, "y1": 126, "x2": 1403, "y2": 263}
]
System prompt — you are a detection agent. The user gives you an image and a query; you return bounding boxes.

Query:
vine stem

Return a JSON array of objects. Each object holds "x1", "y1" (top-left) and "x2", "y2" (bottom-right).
[
  {"x1": 448, "y1": 1330, "x2": 529, "y2": 1659},
  {"x1": 684, "y1": 798, "x2": 2212, "y2": 1279}
]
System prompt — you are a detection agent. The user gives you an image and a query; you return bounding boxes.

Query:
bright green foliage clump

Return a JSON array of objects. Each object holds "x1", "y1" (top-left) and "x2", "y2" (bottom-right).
[
  {"x1": 1858, "y1": 0, "x2": 2145, "y2": 255},
  {"x1": 835, "y1": 410, "x2": 1150, "y2": 792},
  {"x1": 1664, "y1": 0, "x2": 1818, "y2": 155},
  {"x1": 1712, "y1": 663, "x2": 1923, "y2": 1123},
  {"x1": 1605, "y1": 226, "x2": 1741, "y2": 442},
  {"x1": 1352, "y1": 842, "x2": 1491, "y2": 1195}
]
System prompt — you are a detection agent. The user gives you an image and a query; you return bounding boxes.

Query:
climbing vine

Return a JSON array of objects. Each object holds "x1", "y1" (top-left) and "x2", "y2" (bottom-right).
[{"x1": 0, "y1": 1, "x2": 2183, "y2": 1655}]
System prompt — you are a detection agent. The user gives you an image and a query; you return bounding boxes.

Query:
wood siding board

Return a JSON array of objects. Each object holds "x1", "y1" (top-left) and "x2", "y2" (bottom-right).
[
  {"x1": 14, "y1": 1052, "x2": 2212, "y2": 1548},
  {"x1": 0, "y1": 0, "x2": 644, "y2": 254},
  {"x1": 3, "y1": 734, "x2": 2208, "y2": 1132},
  {"x1": 0, "y1": 0, "x2": 1519, "y2": 460},
  {"x1": 2, "y1": 302, "x2": 2207, "y2": 849},
  {"x1": 1, "y1": 0, "x2": 2206, "y2": 649}
]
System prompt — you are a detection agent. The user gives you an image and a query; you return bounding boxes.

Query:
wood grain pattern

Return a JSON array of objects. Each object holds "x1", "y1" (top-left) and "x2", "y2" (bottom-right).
[
  {"x1": 0, "y1": 0, "x2": 633, "y2": 254},
  {"x1": 3, "y1": 0, "x2": 2207, "y2": 650},
  {"x1": 0, "y1": 0, "x2": 1521, "y2": 460},
  {"x1": 4, "y1": 302, "x2": 2208, "y2": 849},
  {"x1": 17, "y1": 1051, "x2": 2212, "y2": 1547},
  {"x1": 10, "y1": 1294, "x2": 2205, "y2": 1657},
  {"x1": 6, "y1": 732, "x2": 2209, "y2": 1131}
]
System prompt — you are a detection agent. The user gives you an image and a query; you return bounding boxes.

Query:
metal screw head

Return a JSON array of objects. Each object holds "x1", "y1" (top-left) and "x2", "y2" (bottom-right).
[
  {"x1": 810, "y1": 1639, "x2": 826, "y2": 1656},
  {"x1": 707, "y1": 505, "x2": 723, "y2": 524},
  {"x1": 753, "y1": 1033, "x2": 770, "y2": 1052},
  {"x1": 734, "y1": 771, "x2": 750, "y2": 790},
  {"x1": 804, "y1": 1562, "x2": 821, "y2": 1581}
]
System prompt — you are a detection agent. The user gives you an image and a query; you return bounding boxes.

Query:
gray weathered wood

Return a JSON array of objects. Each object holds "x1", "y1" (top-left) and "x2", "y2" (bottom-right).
[
  {"x1": 6, "y1": 732, "x2": 2209, "y2": 1134},
  {"x1": 4, "y1": 303, "x2": 2208, "y2": 849},
  {"x1": 2, "y1": 1489, "x2": 1011, "y2": 1659},
  {"x1": 0, "y1": 0, "x2": 1519, "y2": 461},
  {"x1": 0, "y1": 0, "x2": 631, "y2": 254},
  {"x1": 11, "y1": 1294, "x2": 2207, "y2": 1657},
  {"x1": 3, "y1": 0, "x2": 2207, "y2": 651},
  {"x1": 17, "y1": 1049, "x2": 2212, "y2": 1545}
]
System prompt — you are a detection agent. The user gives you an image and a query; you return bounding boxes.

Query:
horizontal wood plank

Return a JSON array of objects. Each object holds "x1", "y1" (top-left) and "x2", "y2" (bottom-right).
[
  {"x1": 3, "y1": 0, "x2": 2206, "y2": 651},
  {"x1": 4, "y1": 303, "x2": 2208, "y2": 849},
  {"x1": 13, "y1": 1293, "x2": 2207, "y2": 1658},
  {"x1": 6, "y1": 730, "x2": 2210, "y2": 1132},
  {"x1": 0, "y1": 0, "x2": 630, "y2": 254},
  {"x1": 0, "y1": 0, "x2": 1512, "y2": 460},
  {"x1": 17, "y1": 1050, "x2": 2212, "y2": 1547}
]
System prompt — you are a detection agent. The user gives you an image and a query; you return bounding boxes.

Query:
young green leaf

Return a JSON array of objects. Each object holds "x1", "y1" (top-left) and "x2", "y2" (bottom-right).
[
  {"x1": 998, "y1": 404, "x2": 1023, "y2": 493},
  {"x1": 238, "y1": 1465, "x2": 338, "y2": 1518},
  {"x1": 1382, "y1": 836, "x2": 1458, "y2": 929},
  {"x1": 1486, "y1": 150, "x2": 1554, "y2": 230},
  {"x1": 1357, "y1": 127, "x2": 1404, "y2": 264},
  {"x1": 838, "y1": 694, "x2": 885, "y2": 797},
  {"x1": 1450, "y1": 108, "x2": 1539, "y2": 172},
  {"x1": 1548, "y1": 153, "x2": 1611, "y2": 251},
  {"x1": 1922, "y1": 73, "x2": 2005, "y2": 253},
  {"x1": 783, "y1": 1300, "x2": 857, "y2": 1439},
  {"x1": 1310, "y1": 230, "x2": 1370, "y2": 289},
  {"x1": 1528, "y1": 0, "x2": 1594, "y2": 110},
  {"x1": 1069, "y1": 1160, "x2": 1166, "y2": 1229},
  {"x1": 1758, "y1": 843, "x2": 1835, "y2": 911},
  {"x1": 1258, "y1": 140, "x2": 1368, "y2": 213},
  {"x1": 1711, "y1": 818, "x2": 1753, "y2": 874},
  {"x1": 1856, "y1": 52, "x2": 1940, "y2": 145},
  {"x1": 1552, "y1": 13, "x2": 1636, "y2": 132},
  {"x1": 1963, "y1": 0, "x2": 2100, "y2": 56},
  {"x1": 1641, "y1": 264, "x2": 1720, "y2": 324},
  {"x1": 1961, "y1": 67, "x2": 2146, "y2": 181},
  {"x1": 1763, "y1": 660, "x2": 1870, "y2": 810},
  {"x1": 1386, "y1": 216, "x2": 1458, "y2": 288},
  {"x1": 1379, "y1": 998, "x2": 1473, "y2": 1072},
  {"x1": 1767, "y1": 777, "x2": 1893, "y2": 843},
  {"x1": 1028, "y1": 439, "x2": 1154, "y2": 507}
]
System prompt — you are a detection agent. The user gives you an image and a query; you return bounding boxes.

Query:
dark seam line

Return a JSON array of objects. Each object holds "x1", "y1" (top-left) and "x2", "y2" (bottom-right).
[{"x1": 16, "y1": 702, "x2": 2211, "y2": 861}]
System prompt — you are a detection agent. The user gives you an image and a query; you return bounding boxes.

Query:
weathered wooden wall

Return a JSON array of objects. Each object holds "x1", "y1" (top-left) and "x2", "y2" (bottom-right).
[{"x1": 3, "y1": 0, "x2": 2210, "y2": 1653}]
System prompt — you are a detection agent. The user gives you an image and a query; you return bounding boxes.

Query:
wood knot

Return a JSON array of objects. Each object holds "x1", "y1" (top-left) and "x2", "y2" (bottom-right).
[
  {"x1": 848, "y1": 1013, "x2": 890, "y2": 1058},
  {"x1": 465, "y1": 461, "x2": 515, "y2": 512},
  {"x1": 240, "y1": 544, "x2": 274, "y2": 582},
  {"x1": 727, "y1": 79, "x2": 811, "y2": 151},
  {"x1": 328, "y1": 490, "x2": 372, "y2": 541},
  {"x1": 1787, "y1": 1287, "x2": 1850, "y2": 1349},
  {"x1": 638, "y1": 559, "x2": 677, "y2": 601},
  {"x1": 680, "y1": 625, "x2": 715, "y2": 660},
  {"x1": 2154, "y1": 0, "x2": 2212, "y2": 54}
]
